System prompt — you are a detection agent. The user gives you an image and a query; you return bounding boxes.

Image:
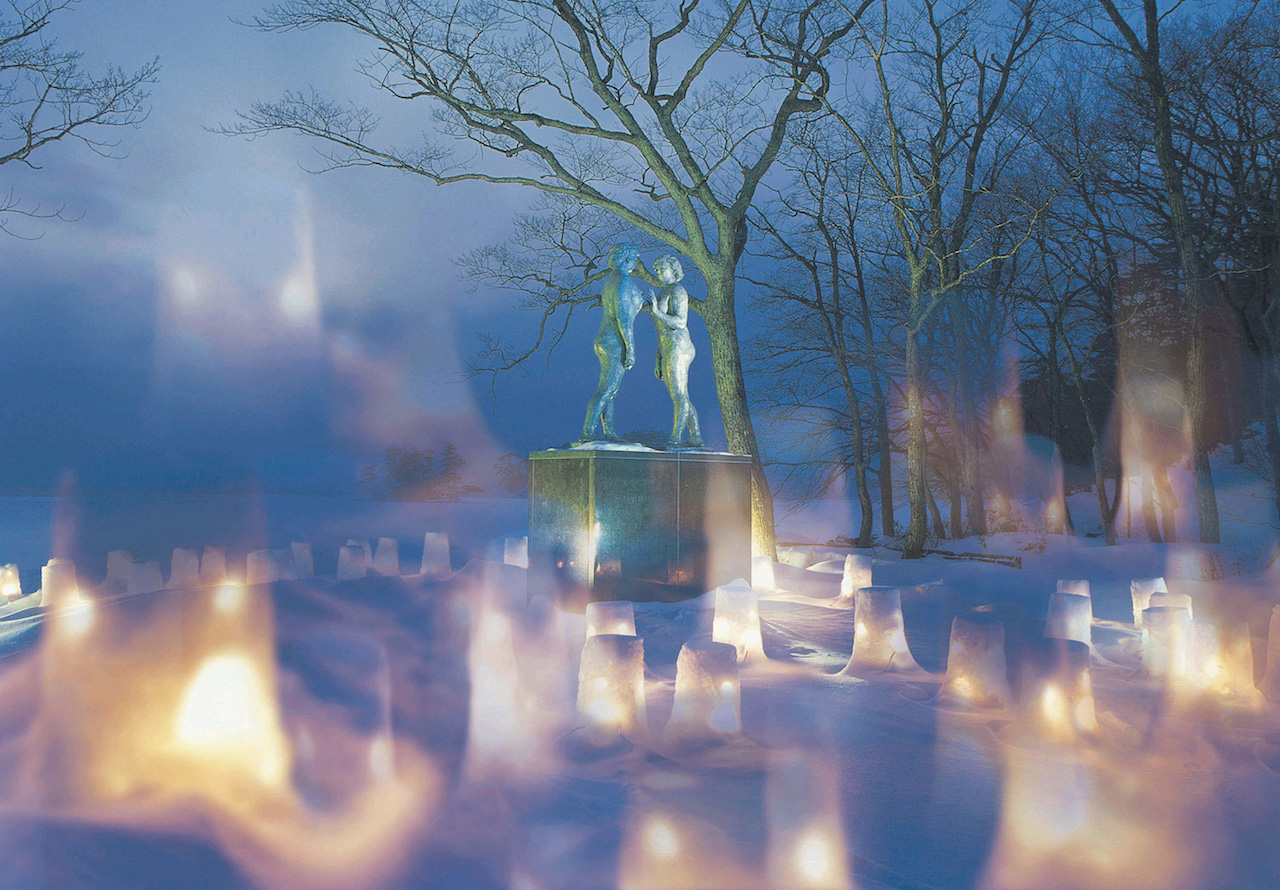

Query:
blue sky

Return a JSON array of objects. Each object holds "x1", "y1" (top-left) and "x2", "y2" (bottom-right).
[{"x1": 1, "y1": 0, "x2": 725, "y2": 493}]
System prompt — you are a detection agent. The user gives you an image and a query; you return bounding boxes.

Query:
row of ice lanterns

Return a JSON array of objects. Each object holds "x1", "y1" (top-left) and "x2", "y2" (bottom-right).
[{"x1": 0, "y1": 532, "x2": 533, "y2": 608}]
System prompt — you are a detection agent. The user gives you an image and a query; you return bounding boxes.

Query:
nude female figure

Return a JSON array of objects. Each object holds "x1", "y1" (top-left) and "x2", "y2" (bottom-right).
[
  {"x1": 581, "y1": 243, "x2": 646, "y2": 441},
  {"x1": 649, "y1": 255, "x2": 703, "y2": 447}
]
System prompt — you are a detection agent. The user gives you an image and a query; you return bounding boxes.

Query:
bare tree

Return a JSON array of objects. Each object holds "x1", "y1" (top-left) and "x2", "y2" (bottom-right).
[
  {"x1": 0, "y1": 0, "x2": 157, "y2": 234},
  {"x1": 229, "y1": 0, "x2": 869, "y2": 557},
  {"x1": 824, "y1": 0, "x2": 1052, "y2": 557}
]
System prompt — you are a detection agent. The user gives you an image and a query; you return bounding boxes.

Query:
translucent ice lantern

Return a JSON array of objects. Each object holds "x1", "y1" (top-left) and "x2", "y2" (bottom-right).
[
  {"x1": 1149, "y1": 591, "x2": 1193, "y2": 619},
  {"x1": 1184, "y1": 620, "x2": 1262, "y2": 708},
  {"x1": 941, "y1": 614, "x2": 1012, "y2": 708},
  {"x1": 337, "y1": 544, "x2": 368, "y2": 580},
  {"x1": 504, "y1": 535, "x2": 529, "y2": 568},
  {"x1": 373, "y1": 537, "x2": 400, "y2": 576},
  {"x1": 1056, "y1": 578, "x2": 1090, "y2": 598},
  {"x1": 1130, "y1": 577, "x2": 1168, "y2": 627},
  {"x1": 0, "y1": 564, "x2": 20, "y2": 601},
  {"x1": 1263, "y1": 606, "x2": 1280, "y2": 705},
  {"x1": 664, "y1": 640, "x2": 741, "y2": 743},
  {"x1": 1141, "y1": 606, "x2": 1191, "y2": 680},
  {"x1": 200, "y1": 545, "x2": 227, "y2": 585},
  {"x1": 576, "y1": 633, "x2": 647, "y2": 740},
  {"x1": 712, "y1": 582, "x2": 765, "y2": 662},
  {"x1": 170, "y1": 548, "x2": 200, "y2": 588},
  {"x1": 585, "y1": 601, "x2": 636, "y2": 639},
  {"x1": 127, "y1": 560, "x2": 163, "y2": 597},
  {"x1": 1044, "y1": 592, "x2": 1092, "y2": 646},
  {"x1": 1017, "y1": 639, "x2": 1098, "y2": 743},
  {"x1": 291, "y1": 541, "x2": 314, "y2": 578},
  {"x1": 421, "y1": 532, "x2": 451, "y2": 576},
  {"x1": 246, "y1": 549, "x2": 279, "y2": 585},
  {"x1": 842, "y1": 586, "x2": 918, "y2": 673},
  {"x1": 835, "y1": 554, "x2": 872, "y2": 608},
  {"x1": 41, "y1": 557, "x2": 79, "y2": 608},
  {"x1": 751, "y1": 555, "x2": 776, "y2": 592},
  {"x1": 105, "y1": 549, "x2": 133, "y2": 584}
]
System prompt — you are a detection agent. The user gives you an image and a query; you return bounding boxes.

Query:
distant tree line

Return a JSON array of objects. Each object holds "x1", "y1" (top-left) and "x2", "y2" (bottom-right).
[{"x1": 359, "y1": 444, "x2": 478, "y2": 500}]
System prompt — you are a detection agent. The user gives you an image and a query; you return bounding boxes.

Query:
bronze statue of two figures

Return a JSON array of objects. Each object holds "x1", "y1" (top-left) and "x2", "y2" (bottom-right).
[{"x1": 581, "y1": 244, "x2": 704, "y2": 448}]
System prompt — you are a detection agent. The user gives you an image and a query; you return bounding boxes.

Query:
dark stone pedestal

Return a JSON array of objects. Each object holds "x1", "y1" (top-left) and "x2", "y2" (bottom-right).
[{"x1": 528, "y1": 447, "x2": 752, "y2": 607}]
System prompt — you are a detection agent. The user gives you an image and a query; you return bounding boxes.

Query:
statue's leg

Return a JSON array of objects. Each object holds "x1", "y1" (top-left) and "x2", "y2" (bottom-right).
[
  {"x1": 673, "y1": 352, "x2": 702, "y2": 446},
  {"x1": 599, "y1": 362, "x2": 625, "y2": 439},
  {"x1": 582, "y1": 353, "x2": 612, "y2": 439}
]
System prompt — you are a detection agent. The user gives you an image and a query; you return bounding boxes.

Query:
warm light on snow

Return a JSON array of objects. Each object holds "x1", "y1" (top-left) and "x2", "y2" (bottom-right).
[
  {"x1": 1141, "y1": 606, "x2": 1191, "y2": 680},
  {"x1": 752, "y1": 554, "x2": 776, "y2": 591},
  {"x1": 215, "y1": 582, "x2": 246, "y2": 614},
  {"x1": 766, "y1": 752, "x2": 853, "y2": 890},
  {"x1": 1181, "y1": 620, "x2": 1263, "y2": 709},
  {"x1": 174, "y1": 653, "x2": 289, "y2": 786}
]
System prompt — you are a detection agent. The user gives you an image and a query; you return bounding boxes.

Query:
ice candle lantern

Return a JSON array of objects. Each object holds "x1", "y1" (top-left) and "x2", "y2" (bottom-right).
[
  {"x1": 504, "y1": 536, "x2": 529, "y2": 568},
  {"x1": 373, "y1": 537, "x2": 400, "y2": 576},
  {"x1": 1130, "y1": 577, "x2": 1168, "y2": 627},
  {"x1": 1150, "y1": 591, "x2": 1193, "y2": 619},
  {"x1": 1056, "y1": 578, "x2": 1091, "y2": 598},
  {"x1": 1185, "y1": 620, "x2": 1262, "y2": 708},
  {"x1": 751, "y1": 554, "x2": 776, "y2": 592},
  {"x1": 127, "y1": 560, "x2": 163, "y2": 597},
  {"x1": 246, "y1": 549, "x2": 279, "y2": 585},
  {"x1": 576, "y1": 633, "x2": 647, "y2": 740},
  {"x1": 1017, "y1": 639, "x2": 1098, "y2": 743},
  {"x1": 1141, "y1": 606, "x2": 1191, "y2": 680},
  {"x1": 421, "y1": 532, "x2": 451, "y2": 576},
  {"x1": 337, "y1": 544, "x2": 368, "y2": 580},
  {"x1": 585, "y1": 601, "x2": 636, "y2": 639},
  {"x1": 835, "y1": 554, "x2": 872, "y2": 608},
  {"x1": 941, "y1": 614, "x2": 1012, "y2": 708},
  {"x1": 41, "y1": 557, "x2": 78, "y2": 608},
  {"x1": 105, "y1": 549, "x2": 132, "y2": 584},
  {"x1": 170, "y1": 548, "x2": 200, "y2": 588},
  {"x1": 291, "y1": 541, "x2": 314, "y2": 578},
  {"x1": 0, "y1": 564, "x2": 20, "y2": 601},
  {"x1": 200, "y1": 545, "x2": 227, "y2": 585},
  {"x1": 842, "y1": 586, "x2": 919, "y2": 673},
  {"x1": 712, "y1": 581, "x2": 766, "y2": 662},
  {"x1": 1044, "y1": 592, "x2": 1092, "y2": 646},
  {"x1": 665, "y1": 640, "x2": 741, "y2": 743}
]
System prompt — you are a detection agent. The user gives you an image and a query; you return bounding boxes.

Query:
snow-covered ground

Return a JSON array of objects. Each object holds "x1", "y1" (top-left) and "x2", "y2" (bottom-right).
[{"x1": 0, "y1": 451, "x2": 1277, "y2": 889}]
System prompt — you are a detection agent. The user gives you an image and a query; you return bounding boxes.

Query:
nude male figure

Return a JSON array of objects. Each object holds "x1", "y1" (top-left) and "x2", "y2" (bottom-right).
[
  {"x1": 650, "y1": 254, "x2": 703, "y2": 447},
  {"x1": 581, "y1": 243, "x2": 646, "y2": 440}
]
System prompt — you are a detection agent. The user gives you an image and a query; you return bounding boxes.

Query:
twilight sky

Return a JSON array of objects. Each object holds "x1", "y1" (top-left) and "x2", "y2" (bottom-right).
[{"x1": 1, "y1": 0, "x2": 727, "y2": 493}]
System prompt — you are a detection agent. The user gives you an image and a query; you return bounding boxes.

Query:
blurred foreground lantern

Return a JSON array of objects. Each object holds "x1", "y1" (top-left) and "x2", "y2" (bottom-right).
[
  {"x1": 941, "y1": 614, "x2": 1012, "y2": 708},
  {"x1": 337, "y1": 544, "x2": 368, "y2": 581},
  {"x1": 618, "y1": 802, "x2": 753, "y2": 890},
  {"x1": 1182, "y1": 620, "x2": 1262, "y2": 709},
  {"x1": 41, "y1": 557, "x2": 78, "y2": 608},
  {"x1": 665, "y1": 640, "x2": 740, "y2": 744},
  {"x1": 421, "y1": 532, "x2": 451, "y2": 576},
  {"x1": 1262, "y1": 606, "x2": 1280, "y2": 704},
  {"x1": 766, "y1": 751, "x2": 853, "y2": 890},
  {"x1": 373, "y1": 537, "x2": 400, "y2": 576},
  {"x1": 712, "y1": 582, "x2": 765, "y2": 662},
  {"x1": 835, "y1": 554, "x2": 872, "y2": 608},
  {"x1": 585, "y1": 600, "x2": 636, "y2": 639},
  {"x1": 171, "y1": 548, "x2": 200, "y2": 588},
  {"x1": 1017, "y1": 639, "x2": 1098, "y2": 744},
  {"x1": 1044, "y1": 592, "x2": 1092, "y2": 646},
  {"x1": 1150, "y1": 591, "x2": 1193, "y2": 619},
  {"x1": 577, "y1": 633, "x2": 647, "y2": 740},
  {"x1": 751, "y1": 555, "x2": 776, "y2": 592},
  {"x1": 842, "y1": 586, "x2": 919, "y2": 674},
  {"x1": 1130, "y1": 577, "x2": 1168, "y2": 627},
  {"x1": 247, "y1": 549, "x2": 279, "y2": 585},
  {"x1": 1141, "y1": 606, "x2": 1191, "y2": 680}
]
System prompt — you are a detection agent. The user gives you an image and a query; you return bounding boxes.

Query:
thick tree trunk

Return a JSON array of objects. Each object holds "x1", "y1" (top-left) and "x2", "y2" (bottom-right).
[
  {"x1": 950, "y1": 302, "x2": 987, "y2": 535},
  {"x1": 904, "y1": 327, "x2": 929, "y2": 558},
  {"x1": 702, "y1": 274, "x2": 777, "y2": 557},
  {"x1": 926, "y1": 476, "x2": 947, "y2": 539},
  {"x1": 1093, "y1": 446, "x2": 1117, "y2": 546},
  {"x1": 853, "y1": 462, "x2": 874, "y2": 546}
]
